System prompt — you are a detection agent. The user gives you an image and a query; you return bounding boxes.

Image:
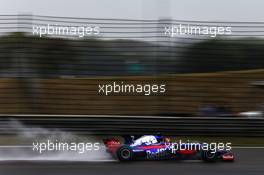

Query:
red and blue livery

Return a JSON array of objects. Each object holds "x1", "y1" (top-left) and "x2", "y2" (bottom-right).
[{"x1": 103, "y1": 135, "x2": 234, "y2": 162}]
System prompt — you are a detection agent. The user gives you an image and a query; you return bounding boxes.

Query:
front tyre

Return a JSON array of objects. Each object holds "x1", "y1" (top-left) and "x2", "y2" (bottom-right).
[
  {"x1": 201, "y1": 150, "x2": 218, "y2": 162},
  {"x1": 117, "y1": 146, "x2": 134, "y2": 161}
]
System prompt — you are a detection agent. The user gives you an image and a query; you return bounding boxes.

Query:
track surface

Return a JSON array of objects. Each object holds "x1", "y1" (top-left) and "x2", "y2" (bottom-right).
[{"x1": 0, "y1": 149, "x2": 263, "y2": 175}]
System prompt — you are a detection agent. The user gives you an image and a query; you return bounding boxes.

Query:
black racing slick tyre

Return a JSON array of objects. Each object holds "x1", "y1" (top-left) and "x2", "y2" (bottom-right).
[
  {"x1": 201, "y1": 150, "x2": 218, "y2": 162},
  {"x1": 117, "y1": 146, "x2": 134, "y2": 161}
]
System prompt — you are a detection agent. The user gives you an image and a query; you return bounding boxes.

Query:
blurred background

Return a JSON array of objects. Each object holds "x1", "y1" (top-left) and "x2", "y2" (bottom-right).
[
  {"x1": 0, "y1": 15, "x2": 263, "y2": 117},
  {"x1": 0, "y1": 0, "x2": 263, "y2": 117}
]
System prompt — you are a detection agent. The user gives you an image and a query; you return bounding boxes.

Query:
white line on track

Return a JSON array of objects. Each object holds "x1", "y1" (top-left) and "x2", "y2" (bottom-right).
[
  {"x1": 0, "y1": 146, "x2": 32, "y2": 148},
  {"x1": 233, "y1": 146, "x2": 264, "y2": 149},
  {"x1": 0, "y1": 159, "x2": 117, "y2": 162}
]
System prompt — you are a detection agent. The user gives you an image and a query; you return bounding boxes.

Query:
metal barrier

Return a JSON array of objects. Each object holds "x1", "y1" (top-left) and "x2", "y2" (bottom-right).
[{"x1": 0, "y1": 115, "x2": 263, "y2": 136}]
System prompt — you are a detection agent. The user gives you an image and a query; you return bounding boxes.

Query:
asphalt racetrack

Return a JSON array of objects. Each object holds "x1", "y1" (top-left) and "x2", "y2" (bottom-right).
[{"x1": 0, "y1": 148, "x2": 263, "y2": 175}]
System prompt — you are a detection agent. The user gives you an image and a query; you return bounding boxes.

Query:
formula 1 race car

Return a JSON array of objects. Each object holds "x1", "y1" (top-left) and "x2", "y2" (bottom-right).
[{"x1": 103, "y1": 135, "x2": 234, "y2": 162}]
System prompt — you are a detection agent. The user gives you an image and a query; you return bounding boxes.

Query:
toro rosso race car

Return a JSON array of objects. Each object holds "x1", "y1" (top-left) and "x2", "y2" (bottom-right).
[{"x1": 103, "y1": 135, "x2": 234, "y2": 162}]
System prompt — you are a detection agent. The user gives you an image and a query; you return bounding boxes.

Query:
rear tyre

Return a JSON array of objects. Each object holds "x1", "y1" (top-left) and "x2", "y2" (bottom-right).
[
  {"x1": 201, "y1": 150, "x2": 218, "y2": 162},
  {"x1": 117, "y1": 146, "x2": 134, "y2": 161}
]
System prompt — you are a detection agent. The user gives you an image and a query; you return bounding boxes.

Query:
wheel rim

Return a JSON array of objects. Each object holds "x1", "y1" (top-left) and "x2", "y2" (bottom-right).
[
  {"x1": 121, "y1": 149, "x2": 131, "y2": 159},
  {"x1": 206, "y1": 151, "x2": 215, "y2": 158}
]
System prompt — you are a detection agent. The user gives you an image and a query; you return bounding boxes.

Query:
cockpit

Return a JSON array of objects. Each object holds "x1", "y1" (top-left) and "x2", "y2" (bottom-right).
[{"x1": 131, "y1": 135, "x2": 158, "y2": 146}]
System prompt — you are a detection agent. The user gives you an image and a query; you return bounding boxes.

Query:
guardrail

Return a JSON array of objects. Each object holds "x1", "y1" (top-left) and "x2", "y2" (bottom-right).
[{"x1": 0, "y1": 115, "x2": 263, "y2": 136}]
